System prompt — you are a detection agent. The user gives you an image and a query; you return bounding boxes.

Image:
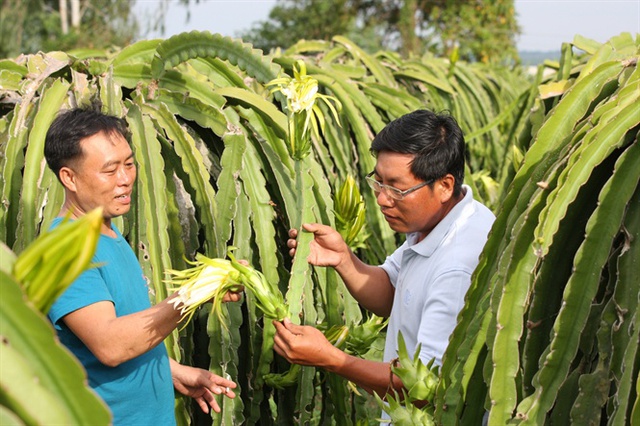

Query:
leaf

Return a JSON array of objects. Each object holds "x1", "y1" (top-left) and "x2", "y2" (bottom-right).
[
  {"x1": 150, "y1": 31, "x2": 280, "y2": 84},
  {"x1": 0, "y1": 271, "x2": 111, "y2": 424}
]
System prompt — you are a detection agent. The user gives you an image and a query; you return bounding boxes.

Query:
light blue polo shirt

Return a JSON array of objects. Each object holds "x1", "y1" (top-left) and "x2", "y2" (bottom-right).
[{"x1": 381, "y1": 185, "x2": 495, "y2": 366}]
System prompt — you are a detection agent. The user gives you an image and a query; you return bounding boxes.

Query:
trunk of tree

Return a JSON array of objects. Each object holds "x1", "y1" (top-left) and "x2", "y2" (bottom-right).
[
  {"x1": 70, "y1": 0, "x2": 80, "y2": 29},
  {"x1": 59, "y1": 0, "x2": 69, "y2": 34},
  {"x1": 399, "y1": 0, "x2": 419, "y2": 56}
]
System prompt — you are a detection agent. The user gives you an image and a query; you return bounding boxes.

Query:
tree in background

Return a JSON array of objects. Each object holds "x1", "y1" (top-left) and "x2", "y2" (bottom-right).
[
  {"x1": 0, "y1": 0, "x2": 196, "y2": 60},
  {"x1": 431, "y1": 0, "x2": 520, "y2": 63},
  {"x1": 2, "y1": 0, "x2": 520, "y2": 63},
  {"x1": 241, "y1": 0, "x2": 520, "y2": 63},
  {"x1": 239, "y1": 0, "x2": 371, "y2": 52},
  {"x1": 0, "y1": 0, "x2": 137, "y2": 59}
]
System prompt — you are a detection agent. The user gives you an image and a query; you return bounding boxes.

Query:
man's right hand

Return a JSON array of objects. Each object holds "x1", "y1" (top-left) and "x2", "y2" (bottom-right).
[
  {"x1": 288, "y1": 222, "x2": 394, "y2": 317},
  {"x1": 287, "y1": 223, "x2": 350, "y2": 268}
]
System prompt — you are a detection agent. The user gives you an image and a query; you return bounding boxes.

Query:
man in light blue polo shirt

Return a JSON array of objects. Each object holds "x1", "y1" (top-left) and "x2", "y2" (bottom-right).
[{"x1": 272, "y1": 110, "x2": 495, "y2": 407}]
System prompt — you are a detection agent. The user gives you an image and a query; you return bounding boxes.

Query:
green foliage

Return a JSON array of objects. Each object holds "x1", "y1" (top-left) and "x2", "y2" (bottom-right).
[
  {"x1": 0, "y1": 214, "x2": 111, "y2": 425},
  {"x1": 240, "y1": 0, "x2": 520, "y2": 63},
  {"x1": 241, "y1": 0, "x2": 358, "y2": 53},
  {"x1": 0, "y1": 0, "x2": 138, "y2": 59},
  {"x1": 2, "y1": 28, "x2": 636, "y2": 425},
  {"x1": 0, "y1": 0, "x2": 202, "y2": 60},
  {"x1": 0, "y1": 30, "x2": 522, "y2": 423},
  {"x1": 431, "y1": 0, "x2": 520, "y2": 63},
  {"x1": 436, "y1": 33, "x2": 639, "y2": 425}
]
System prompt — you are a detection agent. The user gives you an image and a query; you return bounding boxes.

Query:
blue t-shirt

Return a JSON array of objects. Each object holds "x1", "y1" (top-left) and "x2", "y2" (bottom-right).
[{"x1": 48, "y1": 218, "x2": 175, "y2": 426}]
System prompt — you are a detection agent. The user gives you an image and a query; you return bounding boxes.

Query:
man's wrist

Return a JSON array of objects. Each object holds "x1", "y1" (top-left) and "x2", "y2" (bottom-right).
[
  {"x1": 334, "y1": 250, "x2": 355, "y2": 276},
  {"x1": 322, "y1": 346, "x2": 350, "y2": 374}
]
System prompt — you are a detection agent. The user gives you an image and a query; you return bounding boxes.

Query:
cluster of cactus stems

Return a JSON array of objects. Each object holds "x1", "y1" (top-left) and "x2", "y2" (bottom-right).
[
  {"x1": 2, "y1": 209, "x2": 111, "y2": 424},
  {"x1": 2, "y1": 29, "x2": 638, "y2": 425},
  {"x1": 12, "y1": 208, "x2": 104, "y2": 313},
  {"x1": 375, "y1": 333, "x2": 440, "y2": 423},
  {"x1": 435, "y1": 35, "x2": 639, "y2": 424}
]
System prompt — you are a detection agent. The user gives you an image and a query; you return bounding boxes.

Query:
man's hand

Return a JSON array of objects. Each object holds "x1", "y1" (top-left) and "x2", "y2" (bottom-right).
[
  {"x1": 220, "y1": 259, "x2": 252, "y2": 303},
  {"x1": 288, "y1": 223, "x2": 394, "y2": 316},
  {"x1": 170, "y1": 360, "x2": 237, "y2": 414},
  {"x1": 287, "y1": 223, "x2": 350, "y2": 268},
  {"x1": 221, "y1": 289, "x2": 243, "y2": 303},
  {"x1": 272, "y1": 318, "x2": 342, "y2": 368}
]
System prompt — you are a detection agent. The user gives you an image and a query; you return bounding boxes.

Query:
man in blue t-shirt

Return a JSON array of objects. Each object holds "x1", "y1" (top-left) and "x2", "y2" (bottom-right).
[{"x1": 44, "y1": 106, "x2": 239, "y2": 425}]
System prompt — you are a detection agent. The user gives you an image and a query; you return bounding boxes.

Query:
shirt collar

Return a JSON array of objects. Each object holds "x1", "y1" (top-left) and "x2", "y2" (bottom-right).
[{"x1": 406, "y1": 185, "x2": 473, "y2": 257}]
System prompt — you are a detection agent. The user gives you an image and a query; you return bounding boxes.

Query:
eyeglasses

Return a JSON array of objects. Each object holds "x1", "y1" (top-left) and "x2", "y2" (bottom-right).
[{"x1": 365, "y1": 171, "x2": 433, "y2": 201}]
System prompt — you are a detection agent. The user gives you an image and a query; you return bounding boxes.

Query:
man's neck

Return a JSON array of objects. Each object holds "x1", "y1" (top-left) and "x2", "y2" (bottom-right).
[
  {"x1": 416, "y1": 188, "x2": 466, "y2": 242},
  {"x1": 100, "y1": 221, "x2": 116, "y2": 237},
  {"x1": 59, "y1": 201, "x2": 115, "y2": 237}
]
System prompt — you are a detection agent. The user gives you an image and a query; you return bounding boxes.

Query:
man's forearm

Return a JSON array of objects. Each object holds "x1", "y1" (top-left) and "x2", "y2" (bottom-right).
[
  {"x1": 107, "y1": 296, "x2": 184, "y2": 362},
  {"x1": 324, "y1": 350, "x2": 402, "y2": 397},
  {"x1": 64, "y1": 294, "x2": 184, "y2": 367},
  {"x1": 335, "y1": 253, "x2": 394, "y2": 317}
]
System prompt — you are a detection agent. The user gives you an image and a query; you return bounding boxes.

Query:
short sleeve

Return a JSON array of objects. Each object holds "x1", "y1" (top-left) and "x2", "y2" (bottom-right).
[
  {"x1": 380, "y1": 240, "x2": 410, "y2": 287},
  {"x1": 48, "y1": 266, "x2": 114, "y2": 326}
]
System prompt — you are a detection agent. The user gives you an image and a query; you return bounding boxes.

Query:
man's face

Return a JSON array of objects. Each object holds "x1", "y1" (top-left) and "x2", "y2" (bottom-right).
[
  {"x1": 371, "y1": 151, "x2": 450, "y2": 241},
  {"x1": 64, "y1": 131, "x2": 136, "y2": 225}
]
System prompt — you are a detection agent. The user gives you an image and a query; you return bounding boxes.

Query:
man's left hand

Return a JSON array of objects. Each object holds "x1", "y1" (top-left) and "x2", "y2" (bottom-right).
[
  {"x1": 170, "y1": 361, "x2": 237, "y2": 414},
  {"x1": 221, "y1": 259, "x2": 250, "y2": 303},
  {"x1": 272, "y1": 318, "x2": 339, "y2": 368},
  {"x1": 222, "y1": 288, "x2": 243, "y2": 303}
]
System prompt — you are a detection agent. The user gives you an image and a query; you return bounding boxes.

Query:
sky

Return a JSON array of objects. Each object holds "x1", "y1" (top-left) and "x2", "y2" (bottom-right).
[{"x1": 135, "y1": 0, "x2": 640, "y2": 52}]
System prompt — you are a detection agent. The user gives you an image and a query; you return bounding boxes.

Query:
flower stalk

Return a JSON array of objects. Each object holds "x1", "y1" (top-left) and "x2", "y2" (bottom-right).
[
  {"x1": 266, "y1": 59, "x2": 341, "y2": 160},
  {"x1": 334, "y1": 175, "x2": 367, "y2": 249}
]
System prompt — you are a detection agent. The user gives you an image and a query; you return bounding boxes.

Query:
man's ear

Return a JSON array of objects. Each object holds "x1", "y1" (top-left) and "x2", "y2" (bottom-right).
[
  {"x1": 58, "y1": 166, "x2": 77, "y2": 193},
  {"x1": 438, "y1": 174, "x2": 455, "y2": 203}
]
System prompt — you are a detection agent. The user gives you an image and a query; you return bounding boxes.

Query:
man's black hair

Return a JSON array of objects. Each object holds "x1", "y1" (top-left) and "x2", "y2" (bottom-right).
[
  {"x1": 44, "y1": 105, "x2": 131, "y2": 181},
  {"x1": 370, "y1": 109, "x2": 466, "y2": 197}
]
